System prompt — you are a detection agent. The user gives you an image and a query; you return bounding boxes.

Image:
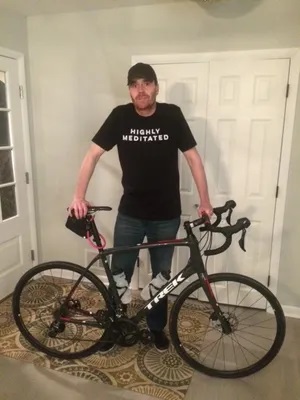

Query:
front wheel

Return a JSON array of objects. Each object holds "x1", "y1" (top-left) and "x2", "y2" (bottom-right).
[{"x1": 169, "y1": 273, "x2": 286, "y2": 378}]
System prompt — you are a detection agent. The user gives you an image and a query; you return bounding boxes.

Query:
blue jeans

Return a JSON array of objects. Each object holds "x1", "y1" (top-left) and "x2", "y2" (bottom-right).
[{"x1": 111, "y1": 212, "x2": 180, "y2": 331}]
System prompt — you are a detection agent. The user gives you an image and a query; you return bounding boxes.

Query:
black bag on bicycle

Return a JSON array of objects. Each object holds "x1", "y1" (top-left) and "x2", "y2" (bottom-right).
[{"x1": 65, "y1": 215, "x2": 90, "y2": 238}]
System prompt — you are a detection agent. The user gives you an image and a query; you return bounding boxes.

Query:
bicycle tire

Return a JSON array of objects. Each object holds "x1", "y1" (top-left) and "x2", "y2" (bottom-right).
[
  {"x1": 12, "y1": 261, "x2": 112, "y2": 359},
  {"x1": 169, "y1": 273, "x2": 286, "y2": 378}
]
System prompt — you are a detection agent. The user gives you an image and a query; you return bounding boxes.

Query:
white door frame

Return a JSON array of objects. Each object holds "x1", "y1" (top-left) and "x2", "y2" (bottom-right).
[
  {"x1": 0, "y1": 46, "x2": 38, "y2": 266},
  {"x1": 132, "y1": 48, "x2": 300, "y2": 298}
]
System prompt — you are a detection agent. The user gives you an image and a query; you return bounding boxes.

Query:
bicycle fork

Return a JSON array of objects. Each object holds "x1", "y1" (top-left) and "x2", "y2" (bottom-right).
[{"x1": 200, "y1": 273, "x2": 232, "y2": 335}]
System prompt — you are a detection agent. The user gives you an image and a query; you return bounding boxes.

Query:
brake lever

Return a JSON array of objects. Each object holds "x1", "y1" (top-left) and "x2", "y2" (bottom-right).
[
  {"x1": 238, "y1": 229, "x2": 247, "y2": 252},
  {"x1": 202, "y1": 212, "x2": 211, "y2": 226},
  {"x1": 226, "y1": 208, "x2": 233, "y2": 226}
]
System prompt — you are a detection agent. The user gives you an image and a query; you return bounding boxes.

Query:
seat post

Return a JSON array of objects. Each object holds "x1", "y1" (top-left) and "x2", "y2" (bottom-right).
[{"x1": 88, "y1": 216, "x2": 103, "y2": 252}]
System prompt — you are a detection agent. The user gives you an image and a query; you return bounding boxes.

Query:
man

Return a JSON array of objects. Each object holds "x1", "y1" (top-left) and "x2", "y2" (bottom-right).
[{"x1": 69, "y1": 62, "x2": 213, "y2": 353}]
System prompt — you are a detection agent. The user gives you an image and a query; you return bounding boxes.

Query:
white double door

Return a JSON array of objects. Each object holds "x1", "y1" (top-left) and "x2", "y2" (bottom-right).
[{"x1": 136, "y1": 58, "x2": 289, "y2": 291}]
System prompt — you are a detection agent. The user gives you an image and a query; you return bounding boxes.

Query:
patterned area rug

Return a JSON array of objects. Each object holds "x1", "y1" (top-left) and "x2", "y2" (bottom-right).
[{"x1": 0, "y1": 284, "x2": 203, "y2": 400}]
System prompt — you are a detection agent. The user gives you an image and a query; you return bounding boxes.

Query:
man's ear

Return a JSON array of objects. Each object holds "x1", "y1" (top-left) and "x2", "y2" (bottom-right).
[{"x1": 156, "y1": 84, "x2": 159, "y2": 96}]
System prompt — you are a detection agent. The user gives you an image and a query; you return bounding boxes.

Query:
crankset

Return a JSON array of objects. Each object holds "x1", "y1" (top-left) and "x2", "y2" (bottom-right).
[
  {"x1": 111, "y1": 318, "x2": 140, "y2": 347},
  {"x1": 109, "y1": 318, "x2": 154, "y2": 347}
]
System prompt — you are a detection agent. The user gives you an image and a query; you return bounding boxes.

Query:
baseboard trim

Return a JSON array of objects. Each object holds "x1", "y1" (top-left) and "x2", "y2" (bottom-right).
[{"x1": 282, "y1": 305, "x2": 300, "y2": 319}]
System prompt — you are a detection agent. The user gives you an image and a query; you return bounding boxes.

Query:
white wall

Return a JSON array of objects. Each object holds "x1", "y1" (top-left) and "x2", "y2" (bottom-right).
[
  {"x1": 27, "y1": 0, "x2": 300, "y2": 307},
  {"x1": 0, "y1": 9, "x2": 28, "y2": 53}
]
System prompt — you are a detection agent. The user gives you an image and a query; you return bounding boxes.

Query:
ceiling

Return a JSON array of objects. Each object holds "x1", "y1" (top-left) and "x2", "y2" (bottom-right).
[{"x1": 0, "y1": 0, "x2": 187, "y2": 16}]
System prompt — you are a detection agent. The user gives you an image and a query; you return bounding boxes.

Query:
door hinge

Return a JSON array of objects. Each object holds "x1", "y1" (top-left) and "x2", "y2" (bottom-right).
[
  {"x1": 31, "y1": 250, "x2": 35, "y2": 261},
  {"x1": 25, "y1": 172, "x2": 30, "y2": 184},
  {"x1": 19, "y1": 85, "x2": 24, "y2": 99},
  {"x1": 275, "y1": 185, "x2": 279, "y2": 198},
  {"x1": 267, "y1": 274, "x2": 271, "y2": 287},
  {"x1": 286, "y1": 84, "x2": 290, "y2": 98}
]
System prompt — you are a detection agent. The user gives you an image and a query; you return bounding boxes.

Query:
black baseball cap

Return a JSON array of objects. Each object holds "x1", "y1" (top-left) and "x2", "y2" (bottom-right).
[{"x1": 127, "y1": 62, "x2": 158, "y2": 85}]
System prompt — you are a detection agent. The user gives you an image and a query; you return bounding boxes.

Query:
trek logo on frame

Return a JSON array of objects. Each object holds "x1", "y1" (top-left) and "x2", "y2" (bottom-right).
[{"x1": 145, "y1": 273, "x2": 185, "y2": 310}]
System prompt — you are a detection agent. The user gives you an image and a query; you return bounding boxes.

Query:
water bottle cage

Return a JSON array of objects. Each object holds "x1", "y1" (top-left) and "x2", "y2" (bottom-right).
[
  {"x1": 149, "y1": 283, "x2": 162, "y2": 297},
  {"x1": 116, "y1": 285, "x2": 127, "y2": 297}
]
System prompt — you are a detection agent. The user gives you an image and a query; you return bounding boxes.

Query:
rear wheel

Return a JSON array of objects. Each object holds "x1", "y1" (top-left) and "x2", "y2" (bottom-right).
[
  {"x1": 12, "y1": 261, "x2": 112, "y2": 359},
  {"x1": 169, "y1": 273, "x2": 286, "y2": 378}
]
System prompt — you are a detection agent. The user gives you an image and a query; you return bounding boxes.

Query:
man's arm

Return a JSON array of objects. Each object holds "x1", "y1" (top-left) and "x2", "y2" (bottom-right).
[
  {"x1": 183, "y1": 147, "x2": 213, "y2": 217},
  {"x1": 69, "y1": 143, "x2": 105, "y2": 219}
]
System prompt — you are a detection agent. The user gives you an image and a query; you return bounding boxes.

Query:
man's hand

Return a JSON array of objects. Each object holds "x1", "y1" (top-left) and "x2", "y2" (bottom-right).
[
  {"x1": 198, "y1": 202, "x2": 213, "y2": 218},
  {"x1": 68, "y1": 198, "x2": 91, "y2": 219}
]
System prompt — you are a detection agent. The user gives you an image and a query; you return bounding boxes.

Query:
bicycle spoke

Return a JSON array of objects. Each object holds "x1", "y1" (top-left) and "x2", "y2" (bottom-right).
[
  {"x1": 235, "y1": 283, "x2": 241, "y2": 308},
  {"x1": 231, "y1": 334, "x2": 239, "y2": 370},
  {"x1": 198, "y1": 333, "x2": 222, "y2": 354},
  {"x1": 222, "y1": 336, "x2": 226, "y2": 370},
  {"x1": 234, "y1": 286, "x2": 254, "y2": 310},
  {"x1": 199, "y1": 336, "x2": 222, "y2": 364},
  {"x1": 234, "y1": 332, "x2": 271, "y2": 352},
  {"x1": 226, "y1": 281, "x2": 230, "y2": 315},
  {"x1": 173, "y1": 274, "x2": 284, "y2": 377},
  {"x1": 236, "y1": 296, "x2": 266, "y2": 315},
  {"x1": 237, "y1": 308, "x2": 268, "y2": 324},
  {"x1": 238, "y1": 316, "x2": 275, "y2": 331},
  {"x1": 15, "y1": 263, "x2": 110, "y2": 357},
  {"x1": 236, "y1": 329, "x2": 274, "y2": 342},
  {"x1": 212, "y1": 336, "x2": 222, "y2": 368},
  {"x1": 232, "y1": 332, "x2": 251, "y2": 365},
  {"x1": 231, "y1": 332, "x2": 261, "y2": 361}
]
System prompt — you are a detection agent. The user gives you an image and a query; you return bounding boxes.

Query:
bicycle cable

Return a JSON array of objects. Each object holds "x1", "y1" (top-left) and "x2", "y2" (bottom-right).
[{"x1": 86, "y1": 215, "x2": 107, "y2": 250}]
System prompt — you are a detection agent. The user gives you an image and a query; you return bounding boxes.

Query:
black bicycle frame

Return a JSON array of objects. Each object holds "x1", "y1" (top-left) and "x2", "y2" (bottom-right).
[{"x1": 82, "y1": 217, "x2": 231, "y2": 331}]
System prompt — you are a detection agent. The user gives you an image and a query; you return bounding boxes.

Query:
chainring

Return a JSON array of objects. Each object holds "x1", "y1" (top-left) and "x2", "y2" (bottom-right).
[{"x1": 110, "y1": 318, "x2": 140, "y2": 347}]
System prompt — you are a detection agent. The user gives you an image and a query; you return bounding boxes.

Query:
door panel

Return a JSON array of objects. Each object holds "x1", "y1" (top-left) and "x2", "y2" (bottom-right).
[{"x1": 0, "y1": 57, "x2": 32, "y2": 299}]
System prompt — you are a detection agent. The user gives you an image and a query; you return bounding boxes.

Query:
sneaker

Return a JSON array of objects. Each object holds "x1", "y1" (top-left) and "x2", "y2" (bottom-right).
[
  {"x1": 151, "y1": 330, "x2": 169, "y2": 352},
  {"x1": 98, "y1": 341, "x2": 115, "y2": 355}
]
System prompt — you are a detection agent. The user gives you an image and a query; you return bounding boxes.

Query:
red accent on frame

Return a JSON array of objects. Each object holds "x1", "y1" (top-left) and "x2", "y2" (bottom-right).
[
  {"x1": 86, "y1": 216, "x2": 106, "y2": 250},
  {"x1": 204, "y1": 277, "x2": 216, "y2": 300},
  {"x1": 156, "y1": 239, "x2": 183, "y2": 244}
]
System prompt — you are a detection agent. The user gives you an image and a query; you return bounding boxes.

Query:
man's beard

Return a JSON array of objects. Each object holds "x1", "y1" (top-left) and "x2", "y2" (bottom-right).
[{"x1": 132, "y1": 94, "x2": 156, "y2": 111}]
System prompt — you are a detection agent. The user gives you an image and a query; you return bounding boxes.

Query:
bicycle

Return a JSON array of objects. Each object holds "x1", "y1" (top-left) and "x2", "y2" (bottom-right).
[{"x1": 12, "y1": 200, "x2": 286, "y2": 379}]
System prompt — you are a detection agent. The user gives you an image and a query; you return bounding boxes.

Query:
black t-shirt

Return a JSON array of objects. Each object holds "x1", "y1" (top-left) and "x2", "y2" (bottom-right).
[{"x1": 92, "y1": 102, "x2": 196, "y2": 220}]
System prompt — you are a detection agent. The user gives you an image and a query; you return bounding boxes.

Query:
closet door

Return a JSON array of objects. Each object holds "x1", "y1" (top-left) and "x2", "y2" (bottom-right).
[{"x1": 204, "y1": 58, "x2": 290, "y2": 286}]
